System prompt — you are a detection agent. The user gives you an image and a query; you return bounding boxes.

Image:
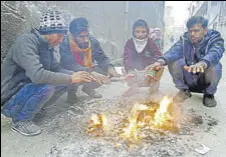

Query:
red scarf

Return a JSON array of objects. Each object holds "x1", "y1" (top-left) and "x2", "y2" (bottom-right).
[{"x1": 69, "y1": 34, "x2": 92, "y2": 68}]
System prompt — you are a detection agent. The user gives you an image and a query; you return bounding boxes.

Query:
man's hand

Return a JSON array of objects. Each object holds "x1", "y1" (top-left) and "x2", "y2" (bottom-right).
[
  {"x1": 184, "y1": 62, "x2": 207, "y2": 74},
  {"x1": 145, "y1": 61, "x2": 164, "y2": 72},
  {"x1": 91, "y1": 71, "x2": 111, "y2": 84},
  {"x1": 108, "y1": 67, "x2": 121, "y2": 77},
  {"x1": 71, "y1": 71, "x2": 94, "y2": 83}
]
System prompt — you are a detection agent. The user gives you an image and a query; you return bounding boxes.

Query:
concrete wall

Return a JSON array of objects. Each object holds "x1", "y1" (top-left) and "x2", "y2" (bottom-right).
[{"x1": 1, "y1": 1, "x2": 165, "y2": 63}]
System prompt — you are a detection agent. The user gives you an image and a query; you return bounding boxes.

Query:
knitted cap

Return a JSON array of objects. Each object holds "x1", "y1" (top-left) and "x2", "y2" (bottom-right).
[{"x1": 39, "y1": 9, "x2": 68, "y2": 35}]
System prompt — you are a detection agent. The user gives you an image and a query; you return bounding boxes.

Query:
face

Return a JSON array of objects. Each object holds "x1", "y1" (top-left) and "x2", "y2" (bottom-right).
[
  {"x1": 134, "y1": 26, "x2": 148, "y2": 40},
  {"x1": 188, "y1": 23, "x2": 207, "y2": 44},
  {"x1": 155, "y1": 30, "x2": 161, "y2": 36},
  {"x1": 47, "y1": 33, "x2": 66, "y2": 47},
  {"x1": 73, "y1": 31, "x2": 90, "y2": 49}
]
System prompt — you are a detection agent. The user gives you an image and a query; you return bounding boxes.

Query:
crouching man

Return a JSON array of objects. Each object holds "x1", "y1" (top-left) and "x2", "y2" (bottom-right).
[
  {"x1": 147, "y1": 16, "x2": 225, "y2": 107},
  {"x1": 59, "y1": 17, "x2": 120, "y2": 104},
  {"x1": 1, "y1": 9, "x2": 95, "y2": 136}
]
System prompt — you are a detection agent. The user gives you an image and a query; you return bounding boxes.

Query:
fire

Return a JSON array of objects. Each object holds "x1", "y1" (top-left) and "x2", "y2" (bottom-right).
[
  {"x1": 87, "y1": 96, "x2": 179, "y2": 143},
  {"x1": 91, "y1": 114, "x2": 100, "y2": 125},
  {"x1": 86, "y1": 113, "x2": 108, "y2": 134},
  {"x1": 121, "y1": 103, "x2": 149, "y2": 142},
  {"x1": 123, "y1": 118, "x2": 137, "y2": 141},
  {"x1": 152, "y1": 96, "x2": 173, "y2": 127}
]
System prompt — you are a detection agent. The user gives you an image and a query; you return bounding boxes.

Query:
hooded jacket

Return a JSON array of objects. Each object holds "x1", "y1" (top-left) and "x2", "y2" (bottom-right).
[{"x1": 159, "y1": 29, "x2": 225, "y2": 68}]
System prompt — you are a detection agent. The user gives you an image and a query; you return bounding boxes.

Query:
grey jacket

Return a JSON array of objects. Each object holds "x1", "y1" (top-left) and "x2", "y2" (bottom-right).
[{"x1": 1, "y1": 28, "x2": 73, "y2": 105}]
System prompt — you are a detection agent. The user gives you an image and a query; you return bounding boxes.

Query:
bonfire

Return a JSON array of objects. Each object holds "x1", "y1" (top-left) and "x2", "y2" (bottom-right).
[{"x1": 86, "y1": 96, "x2": 180, "y2": 144}]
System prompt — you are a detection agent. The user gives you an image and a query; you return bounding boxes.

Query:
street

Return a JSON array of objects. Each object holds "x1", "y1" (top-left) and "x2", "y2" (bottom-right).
[{"x1": 1, "y1": 55, "x2": 226, "y2": 157}]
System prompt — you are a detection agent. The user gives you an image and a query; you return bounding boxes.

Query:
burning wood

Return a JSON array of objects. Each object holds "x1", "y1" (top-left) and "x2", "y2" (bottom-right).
[
  {"x1": 86, "y1": 113, "x2": 108, "y2": 136},
  {"x1": 86, "y1": 96, "x2": 180, "y2": 143},
  {"x1": 152, "y1": 97, "x2": 174, "y2": 127}
]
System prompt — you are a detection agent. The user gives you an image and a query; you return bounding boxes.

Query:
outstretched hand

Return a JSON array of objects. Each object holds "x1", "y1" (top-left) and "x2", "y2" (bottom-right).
[
  {"x1": 91, "y1": 71, "x2": 111, "y2": 85},
  {"x1": 71, "y1": 71, "x2": 94, "y2": 83},
  {"x1": 145, "y1": 61, "x2": 163, "y2": 72},
  {"x1": 184, "y1": 62, "x2": 207, "y2": 74}
]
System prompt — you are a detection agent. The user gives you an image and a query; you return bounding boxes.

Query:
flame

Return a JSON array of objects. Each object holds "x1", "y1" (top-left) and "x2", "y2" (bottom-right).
[
  {"x1": 123, "y1": 118, "x2": 137, "y2": 141},
  {"x1": 121, "y1": 103, "x2": 148, "y2": 141},
  {"x1": 100, "y1": 114, "x2": 108, "y2": 130},
  {"x1": 91, "y1": 114, "x2": 101, "y2": 125},
  {"x1": 87, "y1": 113, "x2": 108, "y2": 133},
  {"x1": 87, "y1": 96, "x2": 179, "y2": 143},
  {"x1": 152, "y1": 96, "x2": 173, "y2": 127}
]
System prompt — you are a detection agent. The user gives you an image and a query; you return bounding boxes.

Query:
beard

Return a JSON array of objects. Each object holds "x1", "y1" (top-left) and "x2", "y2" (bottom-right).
[{"x1": 77, "y1": 42, "x2": 89, "y2": 49}]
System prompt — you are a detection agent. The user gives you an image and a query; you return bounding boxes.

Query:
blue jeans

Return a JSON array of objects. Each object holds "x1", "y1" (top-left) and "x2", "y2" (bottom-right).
[
  {"x1": 1, "y1": 83, "x2": 67, "y2": 122},
  {"x1": 168, "y1": 59, "x2": 222, "y2": 95}
]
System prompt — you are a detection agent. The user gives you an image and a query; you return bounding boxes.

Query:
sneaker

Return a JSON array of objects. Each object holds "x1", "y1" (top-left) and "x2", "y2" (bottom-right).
[
  {"x1": 203, "y1": 94, "x2": 217, "y2": 107},
  {"x1": 11, "y1": 120, "x2": 41, "y2": 136},
  {"x1": 82, "y1": 87, "x2": 102, "y2": 98},
  {"x1": 67, "y1": 92, "x2": 78, "y2": 104},
  {"x1": 173, "y1": 89, "x2": 192, "y2": 103}
]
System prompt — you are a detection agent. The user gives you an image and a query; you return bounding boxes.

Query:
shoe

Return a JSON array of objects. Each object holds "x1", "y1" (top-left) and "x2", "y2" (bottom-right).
[
  {"x1": 173, "y1": 89, "x2": 192, "y2": 103},
  {"x1": 203, "y1": 94, "x2": 217, "y2": 107},
  {"x1": 82, "y1": 87, "x2": 102, "y2": 98},
  {"x1": 11, "y1": 120, "x2": 41, "y2": 136}
]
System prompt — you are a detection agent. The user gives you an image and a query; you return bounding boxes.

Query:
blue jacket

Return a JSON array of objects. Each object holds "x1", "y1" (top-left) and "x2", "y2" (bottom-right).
[
  {"x1": 59, "y1": 35, "x2": 112, "y2": 73},
  {"x1": 160, "y1": 29, "x2": 225, "y2": 68}
]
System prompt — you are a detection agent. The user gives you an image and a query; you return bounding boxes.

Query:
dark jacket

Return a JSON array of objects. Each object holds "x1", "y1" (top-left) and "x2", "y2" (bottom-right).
[
  {"x1": 1, "y1": 29, "x2": 73, "y2": 106},
  {"x1": 159, "y1": 29, "x2": 225, "y2": 68},
  {"x1": 59, "y1": 35, "x2": 112, "y2": 73},
  {"x1": 123, "y1": 37, "x2": 162, "y2": 72}
]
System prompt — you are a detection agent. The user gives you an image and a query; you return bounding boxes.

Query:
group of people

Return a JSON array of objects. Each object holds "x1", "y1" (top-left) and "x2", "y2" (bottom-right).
[{"x1": 1, "y1": 9, "x2": 225, "y2": 136}]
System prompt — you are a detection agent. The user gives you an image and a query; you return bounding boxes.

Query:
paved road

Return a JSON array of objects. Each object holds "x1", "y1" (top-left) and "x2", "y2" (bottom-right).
[{"x1": 1, "y1": 55, "x2": 226, "y2": 157}]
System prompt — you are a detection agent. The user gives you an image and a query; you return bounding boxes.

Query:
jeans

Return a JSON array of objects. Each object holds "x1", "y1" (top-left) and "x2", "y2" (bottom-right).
[
  {"x1": 1, "y1": 83, "x2": 67, "y2": 122},
  {"x1": 168, "y1": 59, "x2": 222, "y2": 95}
]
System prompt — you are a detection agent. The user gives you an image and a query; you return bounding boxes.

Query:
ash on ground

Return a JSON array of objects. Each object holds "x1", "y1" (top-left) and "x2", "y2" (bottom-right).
[{"x1": 43, "y1": 95, "x2": 218, "y2": 157}]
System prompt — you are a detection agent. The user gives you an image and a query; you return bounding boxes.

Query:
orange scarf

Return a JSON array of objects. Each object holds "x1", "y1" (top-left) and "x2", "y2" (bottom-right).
[{"x1": 69, "y1": 34, "x2": 92, "y2": 68}]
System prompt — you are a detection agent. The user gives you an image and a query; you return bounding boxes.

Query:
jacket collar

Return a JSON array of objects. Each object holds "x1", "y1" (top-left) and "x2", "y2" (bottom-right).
[
  {"x1": 182, "y1": 29, "x2": 221, "y2": 47},
  {"x1": 31, "y1": 28, "x2": 51, "y2": 48}
]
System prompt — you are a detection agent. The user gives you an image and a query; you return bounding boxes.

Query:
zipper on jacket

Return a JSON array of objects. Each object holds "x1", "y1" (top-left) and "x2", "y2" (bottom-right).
[{"x1": 191, "y1": 45, "x2": 196, "y2": 65}]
